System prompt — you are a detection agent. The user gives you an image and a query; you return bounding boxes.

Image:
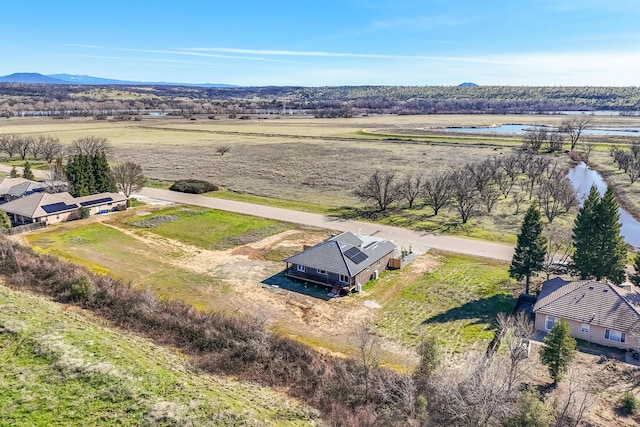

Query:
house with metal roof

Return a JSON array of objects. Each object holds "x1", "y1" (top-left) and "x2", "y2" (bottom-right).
[
  {"x1": 284, "y1": 231, "x2": 397, "y2": 294},
  {"x1": 533, "y1": 277, "x2": 640, "y2": 350},
  {"x1": 0, "y1": 191, "x2": 127, "y2": 225}
]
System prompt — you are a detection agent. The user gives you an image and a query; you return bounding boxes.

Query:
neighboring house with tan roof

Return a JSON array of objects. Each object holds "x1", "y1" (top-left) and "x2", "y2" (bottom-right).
[
  {"x1": 0, "y1": 191, "x2": 127, "y2": 226},
  {"x1": 533, "y1": 278, "x2": 640, "y2": 350},
  {"x1": 284, "y1": 231, "x2": 397, "y2": 294},
  {"x1": 0, "y1": 178, "x2": 47, "y2": 202}
]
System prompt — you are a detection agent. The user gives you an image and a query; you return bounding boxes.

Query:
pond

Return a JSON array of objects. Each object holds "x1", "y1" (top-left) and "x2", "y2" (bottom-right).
[
  {"x1": 567, "y1": 162, "x2": 640, "y2": 248},
  {"x1": 443, "y1": 124, "x2": 640, "y2": 136}
]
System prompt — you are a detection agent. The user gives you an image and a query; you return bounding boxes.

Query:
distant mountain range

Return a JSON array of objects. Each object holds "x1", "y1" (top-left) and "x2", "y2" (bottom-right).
[{"x1": 0, "y1": 72, "x2": 235, "y2": 87}]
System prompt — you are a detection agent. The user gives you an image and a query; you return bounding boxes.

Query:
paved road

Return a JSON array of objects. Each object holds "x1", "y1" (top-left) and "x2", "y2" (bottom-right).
[
  {"x1": 135, "y1": 187, "x2": 515, "y2": 261},
  {"x1": 0, "y1": 164, "x2": 514, "y2": 261}
]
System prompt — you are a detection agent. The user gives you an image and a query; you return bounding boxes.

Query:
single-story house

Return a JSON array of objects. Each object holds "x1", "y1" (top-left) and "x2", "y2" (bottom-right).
[
  {"x1": 0, "y1": 178, "x2": 47, "y2": 202},
  {"x1": 0, "y1": 191, "x2": 127, "y2": 225},
  {"x1": 284, "y1": 231, "x2": 397, "y2": 294},
  {"x1": 533, "y1": 277, "x2": 640, "y2": 350}
]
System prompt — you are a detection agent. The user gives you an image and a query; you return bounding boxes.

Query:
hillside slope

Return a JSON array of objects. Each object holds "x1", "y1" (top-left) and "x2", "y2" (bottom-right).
[{"x1": 0, "y1": 283, "x2": 318, "y2": 426}]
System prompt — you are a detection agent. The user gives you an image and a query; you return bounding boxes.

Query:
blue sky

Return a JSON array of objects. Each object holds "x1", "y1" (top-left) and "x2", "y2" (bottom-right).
[{"x1": 2, "y1": 0, "x2": 639, "y2": 86}]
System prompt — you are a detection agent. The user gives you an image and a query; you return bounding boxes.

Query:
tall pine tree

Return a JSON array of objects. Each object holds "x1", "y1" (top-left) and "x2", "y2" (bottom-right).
[
  {"x1": 630, "y1": 254, "x2": 640, "y2": 287},
  {"x1": 572, "y1": 185, "x2": 626, "y2": 284},
  {"x1": 509, "y1": 203, "x2": 547, "y2": 294},
  {"x1": 22, "y1": 161, "x2": 35, "y2": 180}
]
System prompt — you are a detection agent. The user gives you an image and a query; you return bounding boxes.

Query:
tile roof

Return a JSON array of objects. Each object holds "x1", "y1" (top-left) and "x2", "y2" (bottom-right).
[
  {"x1": 533, "y1": 278, "x2": 640, "y2": 332},
  {"x1": 285, "y1": 231, "x2": 396, "y2": 277}
]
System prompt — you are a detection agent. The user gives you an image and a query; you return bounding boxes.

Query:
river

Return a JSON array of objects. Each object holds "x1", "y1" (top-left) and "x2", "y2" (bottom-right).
[
  {"x1": 567, "y1": 162, "x2": 640, "y2": 248},
  {"x1": 444, "y1": 124, "x2": 640, "y2": 136}
]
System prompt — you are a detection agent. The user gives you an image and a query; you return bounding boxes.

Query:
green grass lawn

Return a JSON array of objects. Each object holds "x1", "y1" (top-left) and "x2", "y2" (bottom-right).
[
  {"x1": 0, "y1": 284, "x2": 318, "y2": 426},
  {"x1": 126, "y1": 206, "x2": 291, "y2": 250},
  {"x1": 25, "y1": 223, "x2": 225, "y2": 310},
  {"x1": 374, "y1": 253, "x2": 517, "y2": 355}
]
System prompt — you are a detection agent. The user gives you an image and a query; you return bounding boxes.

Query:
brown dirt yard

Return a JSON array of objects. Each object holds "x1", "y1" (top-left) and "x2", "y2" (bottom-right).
[{"x1": 17, "y1": 208, "x2": 434, "y2": 367}]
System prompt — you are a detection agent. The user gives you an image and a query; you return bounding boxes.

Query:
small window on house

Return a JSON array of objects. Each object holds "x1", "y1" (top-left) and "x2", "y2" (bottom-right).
[
  {"x1": 545, "y1": 316, "x2": 557, "y2": 330},
  {"x1": 376, "y1": 259, "x2": 381, "y2": 267},
  {"x1": 339, "y1": 274, "x2": 349, "y2": 283},
  {"x1": 605, "y1": 329, "x2": 626, "y2": 343},
  {"x1": 316, "y1": 269, "x2": 326, "y2": 275},
  {"x1": 296, "y1": 265, "x2": 305, "y2": 273},
  {"x1": 581, "y1": 324, "x2": 589, "y2": 333}
]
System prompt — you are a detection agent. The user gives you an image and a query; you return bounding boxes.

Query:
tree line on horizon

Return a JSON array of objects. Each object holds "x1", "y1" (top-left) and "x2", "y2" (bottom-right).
[{"x1": 2, "y1": 83, "x2": 640, "y2": 118}]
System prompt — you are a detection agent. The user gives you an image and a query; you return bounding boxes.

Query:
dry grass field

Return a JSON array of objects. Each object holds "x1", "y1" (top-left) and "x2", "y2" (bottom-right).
[
  {"x1": 3, "y1": 114, "x2": 639, "y2": 208},
  {"x1": 0, "y1": 114, "x2": 552, "y2": 205}
]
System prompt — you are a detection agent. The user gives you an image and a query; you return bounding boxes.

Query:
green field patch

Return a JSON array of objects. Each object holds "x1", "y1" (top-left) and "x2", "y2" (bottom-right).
[
  {"x1": 375, "y1": 253, "x2": 516, "y2": 355},
  {"x1": 26, "y1": 223, "x2": 225, "y2": 299},
  {"x1": 128, "y1": 206, "x2": 291, "y2": 250},
  {"x1": 0, "y1": 285, "x2": 318, "y2": 426}
]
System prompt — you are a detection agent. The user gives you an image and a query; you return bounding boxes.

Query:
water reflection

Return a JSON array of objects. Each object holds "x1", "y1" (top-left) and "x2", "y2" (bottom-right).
[{"x1": 567, "y1": 162, "x2": 640, "y2": 248}]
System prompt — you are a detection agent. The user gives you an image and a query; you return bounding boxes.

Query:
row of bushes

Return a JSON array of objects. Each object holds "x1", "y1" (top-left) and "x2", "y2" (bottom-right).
[{"x1": 0, "y1": 237, "x2": 418, "y2": 426}]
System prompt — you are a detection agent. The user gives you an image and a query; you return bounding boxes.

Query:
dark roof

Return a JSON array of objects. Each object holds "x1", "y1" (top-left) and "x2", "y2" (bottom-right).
[
  {"x1": 80, "y1": 197, "x2": 113, "y2": 207},
  {"x1": 533, "y1": 278, "x2": 640, "y2": 332},
  {"x1": 328, "y1": 231, "x2": 363, "y2": 247},
  {"x1": 41, "y1": 202, "x2": 78, "y2": 214},
  {"x1": 285, "y1": 232, "x2": 396, "y2": 277}
]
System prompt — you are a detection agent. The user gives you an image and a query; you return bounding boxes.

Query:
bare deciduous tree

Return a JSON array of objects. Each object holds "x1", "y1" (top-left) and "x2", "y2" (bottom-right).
[
  {"x1": 448, "y1": 170, "x2": 478, "y2": 224},
  {"x1": 16, "y1": 135, "x2": 33, "y2": 160},
  {"x1": 216, "y1": 145, "x2": 231, "y2": 156},
  {"x1": 512, "y1": 189, "x2": 527, "y2": 215},
  {"x1": 536, "y1": 167, "x2": 577, "y2": 223},
  {"x1": 466, "y1": 161, "x2": 493, "y2": 191},
  {"x1": 560, "y1": 116, "x2": 592, "y2": 151},
  {"x1": 497, "y1": 312, "x2": 535, "y2": 392},
  {"x1": 579, "y1": 141, "x2": 595, "y2": 164},
  {"x1": 479, "y1": 185, "x2": 501, "y2": 214},
  {"x1": 524, "y1": 126, "x2": 548, "y2": 152},
  {"x1": 39, "y1": 135, "x2": 64, "y2": 163},
  {"x1": 111, "y1": 161, "x2": 145, "y2": 199},
  {"x1": 354, "y1": 170, "x2": 399, "y2": 212},
  {"x1": 399, "y1": 173, "x2": 425, "y2": 209},
  {"x1": 423, "y1": 172, "x2": 453, "y2": 216},
  {"x1": 355, "y1": 322, "x2": 380, "y2": 404},
  {"x1": 542, "y1": 224, "x2": 573, "y2": 280},
  {"x1": 547, "y1": 131, "x2": 564, "y2": 153},
  {"x1": 68, "y1": 136, "x2": 111, "y2": 156}
]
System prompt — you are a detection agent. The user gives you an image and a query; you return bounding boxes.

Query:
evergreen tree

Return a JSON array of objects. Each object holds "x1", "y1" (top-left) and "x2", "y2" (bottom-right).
[
  {"x1": 22, "y1": 161, "x2": 35, "y2": 180},
  {"x1": 572, "y1": 185, "x2": 626, "y2": 284},
  {"x1": 595, "y1": 188, "x2": 627, "y2": 284},
  {"x1": 0, "y1": 210, "x2": 11, "y2": 229},
  {"x1": 540, "y1": 319, "x2": 576, "y2": 384},
  {"x1": 509, "y1": 203, "x2": 547, "y2": 294},
  {"x1": 93, "y1": 152, "x2": 116, "y2": 193},
  {"x1": 65, "y1": 155, "x2": 88, "y2": 197},
  {"x1": 9, "y1": 166, "x2": 18, "y2": 178},
  {"x1": 630, "y1": 254, "x2": 640, "y2": 287}
]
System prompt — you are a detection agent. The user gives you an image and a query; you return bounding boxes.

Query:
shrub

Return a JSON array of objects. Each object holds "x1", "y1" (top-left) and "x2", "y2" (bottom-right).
[
  {"x1": 622, "y1": 392, "x2": 637, "y2": 414},
  {"x1": 169, "y1": 179, "x2": 219, "y2": 194},
  {"x1": 79, "y1": 207, "x2": 91, "y2": 219},
  {"x1": 68, "y1": 276, "x2": 92, "y2": 301}
]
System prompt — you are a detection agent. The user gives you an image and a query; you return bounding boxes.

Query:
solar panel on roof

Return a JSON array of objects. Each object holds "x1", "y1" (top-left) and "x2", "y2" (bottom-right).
[
  {"x1": 41, "y1": 202, "x2": 78, "y2": 214},
  {"x1": 344, "y1": 246, "x2": 368, "y2": 264},
  {"x1": 80, "y1": 197, "x2": 113, "y2": 207}
]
